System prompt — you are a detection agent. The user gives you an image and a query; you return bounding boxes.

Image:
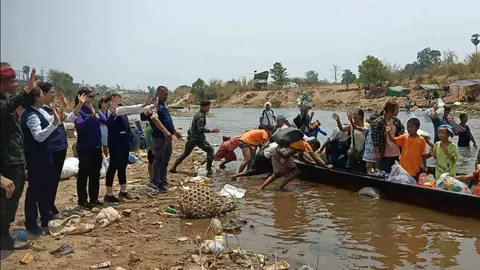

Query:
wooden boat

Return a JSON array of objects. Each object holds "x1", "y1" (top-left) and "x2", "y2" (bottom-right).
[{"x1": 295, "y1": 160, "x2": 480, "y2": 219}]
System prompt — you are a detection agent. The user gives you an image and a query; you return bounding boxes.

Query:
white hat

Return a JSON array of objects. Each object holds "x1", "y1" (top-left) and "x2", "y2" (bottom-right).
[{"x1": 265, "y1": 102, "x2": 272, "y2": 107}]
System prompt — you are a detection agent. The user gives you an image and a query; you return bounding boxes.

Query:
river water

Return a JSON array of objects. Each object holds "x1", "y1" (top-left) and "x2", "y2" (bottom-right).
[{"x1": 171, "y1": 108, "x2": 480, "y2": 269}]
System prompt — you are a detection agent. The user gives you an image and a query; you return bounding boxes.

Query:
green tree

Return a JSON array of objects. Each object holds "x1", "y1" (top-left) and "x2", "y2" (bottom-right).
[
  {"x1": 191, "y1": 78, "x2": 207, "y2": 100},
  {"x1": 94, "y1": 84, "x2": 109, "y2": 96},
  {"x1": 270, "y1": 62, "x2": 288, "y2": 87},
  {"x1": 22, "y1": 65, "x2": 30, "y2": 81},
  {"x1": 304, "y1": 70, "x2": 319, "y2": 85},
  {"x1": 288, "y1": 77, "x2": 305, "y2": 85},
  {"x1": 341, "y1": 69, "x2": 357, "y2": 85},
  {"x1": 472, "y1": 33, "x2": 479, "y2": 53},
  {"x1": 403, "y1": 62, "x2": 421, "y2": 79},
  {"x1": 0, "y1": 62, "x2": 10, "y2": 67},
  {"x1": 357, "y1": 55, "x2": 390, "y2": 87},
  {"x1": 47, "y1": 69, "x2": 77, "y2": 98},
  {"x1": 147, "y1": 86, "x2": 155, "y2": 96},
  {"x1": 417, "y1": 47, "x2": 441, "y2": 73}
]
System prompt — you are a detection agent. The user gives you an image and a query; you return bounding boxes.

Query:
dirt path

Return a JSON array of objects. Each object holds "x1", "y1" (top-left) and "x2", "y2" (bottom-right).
[{"x1": 0, "y1": 139, "x2": 242, "y2": 270}]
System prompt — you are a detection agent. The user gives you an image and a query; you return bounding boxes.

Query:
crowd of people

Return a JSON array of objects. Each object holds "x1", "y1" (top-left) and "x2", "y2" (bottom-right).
[{"x1": 1, "y1": 66, "x2": 479, "y2": 251}]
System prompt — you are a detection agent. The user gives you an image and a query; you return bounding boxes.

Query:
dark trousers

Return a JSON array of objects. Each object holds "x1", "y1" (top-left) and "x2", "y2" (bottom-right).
[
  {"x1": 379, "y1": 156, "x2": 399, "y2": 173},
  {"x1": 51, "y1": 149, "x2": 67, "y2": 215},
  {"x1": 106, "y1": 147, "x2": 129, "y2": 187},
  {"x1": 77, "y1": 148, "x2": 103, "y2": 205},
  {"x1": 0, "y1": 164, "x2": 26, "y2": 241},
  {"x1": 173, "y1": 138, "x2": 214, "y2": 170},
  {"x1": 152, "y1": 137, "x2": 173, "y2": 188},
  {"x1": 24, "y1": 162, "x2": 53, "y2": 228}
]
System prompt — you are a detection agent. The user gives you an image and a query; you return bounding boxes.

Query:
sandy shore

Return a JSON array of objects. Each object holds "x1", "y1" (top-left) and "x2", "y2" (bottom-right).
[{"x1": 0, "y1": 138, "x2": 252, "y2": 270}]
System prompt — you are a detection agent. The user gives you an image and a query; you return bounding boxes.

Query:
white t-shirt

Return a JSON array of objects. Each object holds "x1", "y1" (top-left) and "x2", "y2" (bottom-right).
[
  {"x1": 351, "y1": 122, "x2": 370, "y2": 152},
  {"x1": 264, "y1": 142, "x2": 278, "y2": 159},
  {"x1": 260, "y1": 110, "x2": 276, "y2": 126}
]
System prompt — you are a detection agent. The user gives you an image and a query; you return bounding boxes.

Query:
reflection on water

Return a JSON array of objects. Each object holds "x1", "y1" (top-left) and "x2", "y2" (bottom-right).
[{"x1": 176, "y1": 109, "x2": 480, "y2": 269}]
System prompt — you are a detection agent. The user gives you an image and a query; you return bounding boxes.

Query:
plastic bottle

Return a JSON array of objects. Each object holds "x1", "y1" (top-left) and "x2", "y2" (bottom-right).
[
  {"x1": 165, "y1": 207, "x2": 177, "y2": 214},
  {"x1": 211, "y1": 218, "x2": 223, "y2": 235}
]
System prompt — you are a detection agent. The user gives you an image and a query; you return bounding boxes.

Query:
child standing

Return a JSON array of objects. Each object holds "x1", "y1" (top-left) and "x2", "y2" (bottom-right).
[
  {"x1": 386, "y1": 118, "x2": 427, "y2": 178},
  {"x1": 145, "y1": 123, "x2": 154, "y2": 183},
  {"x1": 431, "y1": 124, "x2": 458, "y2": 179},
  {"x1": 363, "y1": 114, "x2": 380, "y2": 171},
  {"x1": 457, "y1": 113, "x2": 477, "y2": 148}
]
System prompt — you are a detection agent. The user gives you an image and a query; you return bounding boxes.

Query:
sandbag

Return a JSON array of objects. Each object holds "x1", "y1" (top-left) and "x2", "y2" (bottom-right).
[
  {"x1": 272, "y1": 127, "x2": 304, "y2": 147},
  {"x1": 387, "y1": 162, "x2": 417, "y2": 185},
  {"x1": 61, "y1": 157, "x2": 79, "y2": 179}
]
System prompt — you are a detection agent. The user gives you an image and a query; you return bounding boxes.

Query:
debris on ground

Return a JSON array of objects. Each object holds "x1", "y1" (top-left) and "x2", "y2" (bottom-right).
[
  {"x1": 179, "y1": 186, "x2": 238, "y2": 219},
  {"x1": 48, "y1": 215, "x2": 95, "y2": 238},
  {"x1": 95, "y1": 207, "x2": 121, "y2": 228},
  {"x1": 90, "y1": 261, "x2": 112, "y2": 269},
  {"x1": 19, "y1": 253, "x2": 35, "y2": 265},
  {"x1": 264, "y1": 260, "x2": 291, "y2": 270},
  {"x1": 129, "y1": 251, "x2": 141, "y2": 266},
  {"x1": 50, "y1": 244, "x2": 75, "y2": 257},
  {"x1": 122, "y1": 209, "x2": 132, "y2": 217}
]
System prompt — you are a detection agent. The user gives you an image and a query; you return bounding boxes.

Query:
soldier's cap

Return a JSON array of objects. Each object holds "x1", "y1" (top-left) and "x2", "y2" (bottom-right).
[
  {"x1": 77, "y1": 86, "x2": 98, "y2": 97},
  {"x1": 200, "y1": 100, "x2": 211, "y2": 106},
  {"x1": 0, "y1": 66, "x2": 16, "y2": 81}
]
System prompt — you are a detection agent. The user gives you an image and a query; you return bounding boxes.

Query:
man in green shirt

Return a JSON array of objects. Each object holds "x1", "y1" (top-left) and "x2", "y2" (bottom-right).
[{"x1": 145, "y1": 123, "x2": 153, "y2": 182}]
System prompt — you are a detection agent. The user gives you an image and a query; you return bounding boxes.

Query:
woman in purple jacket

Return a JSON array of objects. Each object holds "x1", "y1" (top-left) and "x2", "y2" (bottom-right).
[{"x1": 74, "y1": 87, "x2": 107, "y2": 209}]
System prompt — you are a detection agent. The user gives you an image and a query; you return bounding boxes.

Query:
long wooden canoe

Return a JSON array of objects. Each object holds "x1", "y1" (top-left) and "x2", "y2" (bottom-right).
[{"x1": 295, "y1": 161, "x2": 480, "y2": 219}]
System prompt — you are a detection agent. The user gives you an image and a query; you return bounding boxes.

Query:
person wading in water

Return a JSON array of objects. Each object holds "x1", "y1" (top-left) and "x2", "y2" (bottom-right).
[{"x1": 170, "y1": 100, "x2": 219, "y2": 176}]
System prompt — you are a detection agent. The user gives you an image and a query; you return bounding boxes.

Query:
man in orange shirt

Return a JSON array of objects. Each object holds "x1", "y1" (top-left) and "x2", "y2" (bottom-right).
[
  {"x1": 386, "y1": 118, "x2": 427, "y2": 179},
  {"x1": 237, "y1": 129, "x2": 270, "y2": 174}
]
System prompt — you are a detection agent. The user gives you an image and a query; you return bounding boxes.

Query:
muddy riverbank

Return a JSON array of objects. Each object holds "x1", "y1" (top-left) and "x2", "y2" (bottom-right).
[{"x1": 1, "y1": 109, "x2": 480, "y2": 270}]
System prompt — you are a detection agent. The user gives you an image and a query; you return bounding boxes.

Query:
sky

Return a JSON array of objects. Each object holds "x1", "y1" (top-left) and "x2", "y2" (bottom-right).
[{"x1": 1, "y1": 0, "x2": 479, "y2": 90}]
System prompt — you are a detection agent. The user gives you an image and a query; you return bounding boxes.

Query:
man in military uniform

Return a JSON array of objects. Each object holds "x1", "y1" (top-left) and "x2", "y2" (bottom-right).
[
  {"x1": 0, "y1": 66, "x2": 37, "y2": 250},
  {"x1": 170, "y1": 100, "x2": 219, "y2": 175}
]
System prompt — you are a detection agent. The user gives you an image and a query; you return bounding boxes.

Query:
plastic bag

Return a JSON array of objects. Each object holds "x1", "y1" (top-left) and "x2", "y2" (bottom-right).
[
  {"x1": 423, "y1": 109, "x2": 433, "y2": 124},
  {"x1": 436, "y1": 173, "x2": 472, "y2": 194},
  {"x1": 219, "y1": 184, "x2": 246, "y2": 199},
  {"x1": 61, "y1": 157, "x2": 79, "y2": 179},
  {"x1": 387, "y1": 162, "x2": 417, "y2": 184},
  {"x1": 418, "y1": 173, "x2": 435, "y2": 187},
  {"x1": 368, "y1": 169, "x2": 389, "y2": 179}
]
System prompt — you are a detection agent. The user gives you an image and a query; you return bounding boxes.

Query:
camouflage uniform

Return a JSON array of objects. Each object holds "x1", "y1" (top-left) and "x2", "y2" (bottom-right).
[
  {"x1": 0, "y1": 90, "x2": 27, "y2": 242},
  {"x1": 172, "y1": 110, "x2": 214, "y2": 171}
]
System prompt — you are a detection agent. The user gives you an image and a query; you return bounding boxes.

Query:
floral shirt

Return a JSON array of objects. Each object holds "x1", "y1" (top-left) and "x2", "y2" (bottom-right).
[
  {"x1": 219, "y1": 136, "x2": 241, "y2": 152},
  {"x1": 371, "y1": 116, "x2": 405, "y2": 157}
]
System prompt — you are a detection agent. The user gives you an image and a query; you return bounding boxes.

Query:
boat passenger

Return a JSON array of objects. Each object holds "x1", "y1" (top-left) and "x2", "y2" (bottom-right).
[
  {"x1": 386, "y1": 118, "x2": 427, "y2": 179},
  {"x1": 332, "y1": 109, "x2": 369, "y2": 172},
  {"x1": 293, "y1": 107, "x2": 316, "y2": 137},
  {"x1": 260, "y1": 138, "x2": 332, "y2": 190},
  {"x1": 431, "y1": 124, "x2": 458, "y2": 179},
  {"x1": 430, "y1": 104, "x2": 461, "y2": 143},
  {"x1": 371, "y1": 101, "x2": 405, "y2": 173},
  {"x1": 362, "y1": 113, "x2": 380, "y2": 171},
  {"x1": 237, "y1": 129, "x2": 270, "y2": 174},
  {"x1": 457, "y1": 113, "x2": 477, "y2": 148},
  {"x1": 273, "y1": 113, "x2": 290, "y2": 133},
  {"x1": 317, "y1": 127, "x2": 350, "y2": 169}
]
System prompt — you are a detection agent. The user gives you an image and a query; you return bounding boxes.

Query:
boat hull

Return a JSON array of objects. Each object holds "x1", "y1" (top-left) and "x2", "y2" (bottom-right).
[{"x1": 295, "y1": 161, "x2": 480, "y2": 219}]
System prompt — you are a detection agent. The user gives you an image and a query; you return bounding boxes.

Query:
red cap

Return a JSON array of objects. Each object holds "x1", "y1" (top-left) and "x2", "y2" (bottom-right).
[{"x1": 0, "y1": 66, "x2": 16, "y2": 81}]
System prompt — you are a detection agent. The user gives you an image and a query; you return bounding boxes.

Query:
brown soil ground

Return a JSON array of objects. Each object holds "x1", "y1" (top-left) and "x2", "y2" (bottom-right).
[
  {"x1": 213, "y1": 84, "x2": 480, "y2": 114},
  {"x1": 0, "y1": 138, "x2": 244, "y2": 270}
]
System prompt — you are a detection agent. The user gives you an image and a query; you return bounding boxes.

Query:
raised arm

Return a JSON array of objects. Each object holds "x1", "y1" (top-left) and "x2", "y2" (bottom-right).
[
  {"x1": 26, "y1": 109, "x2": 60, "y2": 142},
  {"x1": 332, "y1": 113, "x2": 350, "y2": 133},
  {"x1": 0, "y1": 91, "x2": 28, "y2": 119}
]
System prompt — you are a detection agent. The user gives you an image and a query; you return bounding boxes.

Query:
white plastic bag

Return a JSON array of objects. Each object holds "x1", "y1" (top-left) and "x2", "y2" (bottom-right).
[
  {"x1": 61, "y1": 157, "x2": 79, "y2": 179},
  {"x1": 100, "y1": 157, "x2": 109, "y2": 179},
  {"x1": 423, "y1": 108, "x2": 433, "y2": 124},
  {"x1": 387, "y1": 162, "x2": 417, "y2": 185},
  {"x1": 219, "y1": 184, "x2": 246, "y2": 198}
]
